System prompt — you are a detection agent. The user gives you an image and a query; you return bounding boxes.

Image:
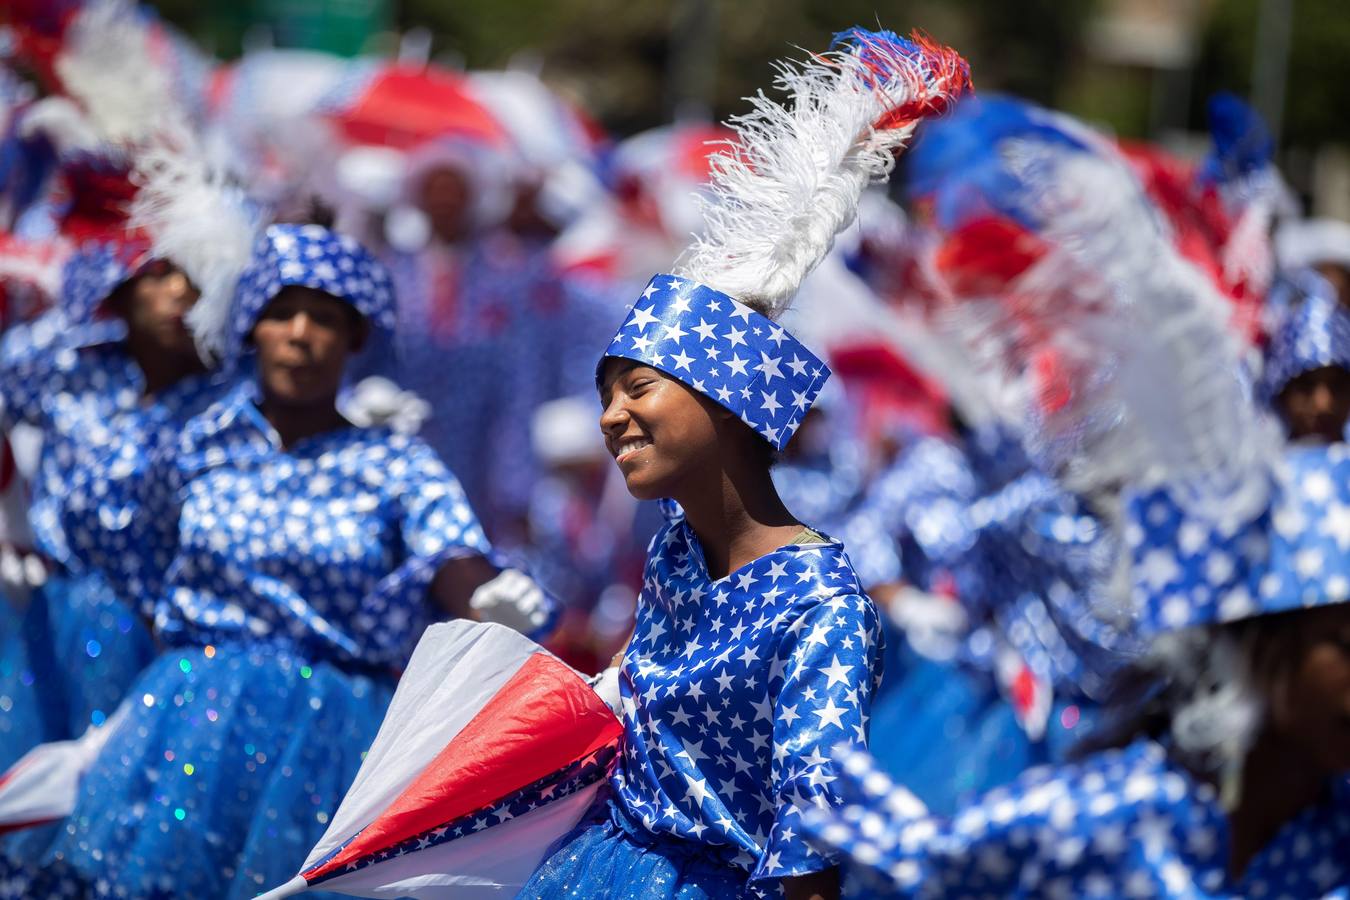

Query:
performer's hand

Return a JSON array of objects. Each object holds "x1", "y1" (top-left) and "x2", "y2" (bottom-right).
[{"x1": 467, "y1": 568, "x2": 551, "y2": 634}]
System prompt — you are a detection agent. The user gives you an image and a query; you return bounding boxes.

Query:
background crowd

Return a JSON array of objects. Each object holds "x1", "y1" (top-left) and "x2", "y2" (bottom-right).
[{"x1": 0, "y1": 1, "x2": 1348, "y2": 898}]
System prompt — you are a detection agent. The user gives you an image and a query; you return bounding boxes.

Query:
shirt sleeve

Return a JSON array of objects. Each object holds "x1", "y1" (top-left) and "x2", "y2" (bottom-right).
[
  {"x1": 63, "y1": 433, "x2": 188, "y2": 622},
  {"x1": 361, "y1": 435, "x2": 498, "y2": 630},
  {"x1": 801, "y1": 742, "x2": 1221, "y2": 899},
  {"x1": 393, "y1": 436, "x2": 492, "y2": 563},
  {"x1": 751, "y1": 592, "x2": 885, "y2": 885},
  {"x1": 0, "y1": 352, "x2": 58, "y2": 430}
]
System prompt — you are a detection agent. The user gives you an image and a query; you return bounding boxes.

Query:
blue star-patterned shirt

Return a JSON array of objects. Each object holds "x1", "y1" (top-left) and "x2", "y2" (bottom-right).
[
  {"x1": 611, "y1": 511, "x2": 885, "y2": 888},
  {"x1": 806, "y1": 740, "x2": 1350, "y2": 899},
  {"x1": 0, "y1": 338, "x2": 234, "y2": 571},
  {"x1": 132, "y1": 382, "x2": 493, "y2": 668}
]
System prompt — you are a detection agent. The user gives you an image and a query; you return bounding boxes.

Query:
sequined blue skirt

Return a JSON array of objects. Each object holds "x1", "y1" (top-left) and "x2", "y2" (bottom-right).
[
  {"x1": 2, "y1": 641, "x2": 394, "y2": 900},
  {"x1": 869, "y1": 647, "x2": 1092, "y2": 815},
  {"x1": 0, "y1": 570, "x2": 154, "y2": 770},
  {"x1": 519, "y1": 793, "x2": 766, "y2": 899}
]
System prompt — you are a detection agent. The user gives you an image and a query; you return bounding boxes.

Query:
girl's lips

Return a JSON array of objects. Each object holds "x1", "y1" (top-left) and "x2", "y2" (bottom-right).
[{"x1": 615, "y1": 443, "x2": 650, "y2": 465}]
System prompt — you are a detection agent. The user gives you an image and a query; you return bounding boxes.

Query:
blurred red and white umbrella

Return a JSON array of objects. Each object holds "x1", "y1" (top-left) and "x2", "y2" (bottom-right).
[
  {"x1": 260, "y1": 620, "x2": 621, "y2": 899},
  {"x1": 316, "y1": 62, "x2": 510, "y2": 152}
]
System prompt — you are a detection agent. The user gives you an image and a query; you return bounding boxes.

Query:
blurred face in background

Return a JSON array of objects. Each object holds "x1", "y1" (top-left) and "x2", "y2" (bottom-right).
[
  {"x1": 111, "y1": 261, "x2": 201, "y2": 361},
  {"x1": 1256, "y1": 604, "x2": 1350, "y2": 774},
  {"x1": 252, "y1": 286, "x2": 366, "y2": 410},
  {"x1": 1277, "y1": 365, "x2": 1350, "y2": 443},
  {"x1": 419, "y1": 165, "x2": 473, "y2": 244}
]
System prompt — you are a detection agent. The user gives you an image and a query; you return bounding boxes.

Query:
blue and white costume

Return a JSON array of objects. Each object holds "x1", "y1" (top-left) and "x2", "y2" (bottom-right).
[
  {"x1": 7, "y1": 225, "x2": 525, "y2": 899},
  {"x1": 520, "y1": 274, "x2": 883, "y2": 898},
  {"x1": 805, "y1": 444, "x2": 1350, "y2": 899},
  {"x1": 1258, "y1": 285, "x2": 1350, "y2": 406},
  {"x1": 0, "y1": 241, "x2": 235, "y2": 769},
  {"x1": 810, "y1": 738, "x2": 1349, "y2": 899},
  {"x1": 868, "y1": 453, "x2": 1118, "y2": 814},
  {"x1": 383, "y1": 227, "x2": 615, "y2": 536}
]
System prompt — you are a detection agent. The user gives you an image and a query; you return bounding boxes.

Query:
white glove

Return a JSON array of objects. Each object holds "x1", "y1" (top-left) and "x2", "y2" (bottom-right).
[
  {"x1": 587, "y1": 665, "x2": 623, "y2": 716},
  {"x1": 887, "y1": 585, "x2": 969, "y2": 662},
  {"x1": 468, "y1": 568, "x2": 550, "y2": 635}
]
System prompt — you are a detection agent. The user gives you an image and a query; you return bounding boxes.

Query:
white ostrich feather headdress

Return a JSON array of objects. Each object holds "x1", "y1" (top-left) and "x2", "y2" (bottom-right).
[
  {"x1": 675, "y1": 29, "x2": 972, "y2": 319},
  {"x1": 129, "y1": 135, "x2": 266, "y2": 363}
]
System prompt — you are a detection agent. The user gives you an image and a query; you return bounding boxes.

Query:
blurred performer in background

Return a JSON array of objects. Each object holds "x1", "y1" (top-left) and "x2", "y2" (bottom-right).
[
  {"x1": 0, "y1": 142, "x2": 255, "y2": 770},
  {"x1": 805, "y1": 89, "x2": 1350, "y2": 900},
  {"x1": 4, "y1": 220, "x2": 557, "y2": 898}
]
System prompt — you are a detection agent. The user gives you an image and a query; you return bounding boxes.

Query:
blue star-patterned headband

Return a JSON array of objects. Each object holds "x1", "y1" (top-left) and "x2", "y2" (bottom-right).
[
  {"x1": 1260, "y1": 286, "x2": 1350, "y2": 404},
  {"x1": 1125, "y1": 444, "x2": 1350, "y2": 633},
  {"x1": 228, "y1": 224, "x2": 397, "y2": 361},
  {"x1": 597, "y1": 275, "x2": 831, "y2": 451}
]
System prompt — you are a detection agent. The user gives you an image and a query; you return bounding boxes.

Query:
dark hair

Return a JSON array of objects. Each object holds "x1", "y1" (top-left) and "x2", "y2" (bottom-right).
[
  {"x1": 273, "y1": 196, "x2": 337, "y2": 229},
  {"x1": 1071, "y1": 610, "x2": 1304, "y2": 774}
]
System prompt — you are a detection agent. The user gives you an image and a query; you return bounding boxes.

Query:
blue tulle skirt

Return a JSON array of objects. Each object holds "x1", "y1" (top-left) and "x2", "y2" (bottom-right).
[
  {"x1": 2, "y1": 640, "x2": 394, "y2": 900},
  {"x1": 0, "y1": 571, "x2": 154, "y2": 771},
  {"x1": 869, "y1": 647, "x2": 1094, "y2": 816},
  {"x1": 519, "y1": 793, "x2": 768, "y2": 899}
]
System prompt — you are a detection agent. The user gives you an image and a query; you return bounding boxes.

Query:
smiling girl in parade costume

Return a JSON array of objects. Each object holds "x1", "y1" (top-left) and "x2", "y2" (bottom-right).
[
  {"x1": 498, "y1": 29, "x2": 973, "y2": 900},
  {"x1": 3, "y1": 210, "x2": 558, "y2": 897},
  {"x1": 802, "y1": 97, "x2": 1350, "y2": 898}
]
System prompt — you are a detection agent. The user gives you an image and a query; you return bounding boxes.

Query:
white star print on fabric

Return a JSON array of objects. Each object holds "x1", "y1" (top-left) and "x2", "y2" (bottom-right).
[
  {"x1": 59, "y1": 240, "x2": 151, "y2": 328},
  {"x1": 229, "y1": 225, "x2": 397, "y2": 362},
  {"x1": 599, "y1": 275, "x2": 831, "y2": 451},
  {"x1": 1126, "y1": 444, "x2": 1350, "y2": 632},
  {"x1": 0, "y1": 339, "x2": 235, "y2": 574},
  {"x1": 803, "y1": 740, "x2": 1350, "y2": 899},
  {"x1": 123, "y1": 381, "x2": 506, "y2": 666},
  {"x1": 610, "y1": 507, "x2": 884, "y2": 888},
  {"x1": 1258, "y1": 288, "x2": 1350, "y2": 403}
]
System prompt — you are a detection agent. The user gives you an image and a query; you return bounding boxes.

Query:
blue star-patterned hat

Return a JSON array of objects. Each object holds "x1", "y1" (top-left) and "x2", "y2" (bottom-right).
[
  {"x1": 597, "y1": 274, "x2": 831, "y2": 450},
  {"x1": 60, "y1": 238, "x2": 154, "y2": 326},
  {"x1": 1126, "y1": 444, "x2": 1350, "y2": 633},
  {"x1": 1259, "y1": 287, "x2": 1350, "y2": 404},
  {"x1": 224, "y1": 224, "x2": 397, "y2": 361}
]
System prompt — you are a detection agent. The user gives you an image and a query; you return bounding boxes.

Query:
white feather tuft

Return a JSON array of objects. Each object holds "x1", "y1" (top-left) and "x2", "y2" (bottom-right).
[
  {"x1": 54, "y1": 0, "x2": 179, "y2": 147},
  {"x1": 676, "y1": 31, "x2": 970, "y2": 319},
  {"x1": 129, "y1": 137, "x2": 264, "y2": 363},
  {"x1": 940, "y1": 141, "x2": 1280, "y2": 521}
]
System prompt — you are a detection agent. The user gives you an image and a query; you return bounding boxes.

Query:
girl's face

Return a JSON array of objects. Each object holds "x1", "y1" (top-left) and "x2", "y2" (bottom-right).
[
  {"x1": 115, "y1": 261, "x2": 200, "y2": 359},
  {"x1": 1277, "y1": 366, "x2": 1350, "y2": 444},
  {"x1": 1263, "y1": 604, "x2": 1350, "y2": 773},
  {"x1": 252, "y1": 286, "x2": 365, "y2": 408},
  {"x1": 598, "y1": 359, "x2": 723, "y2": 501}
]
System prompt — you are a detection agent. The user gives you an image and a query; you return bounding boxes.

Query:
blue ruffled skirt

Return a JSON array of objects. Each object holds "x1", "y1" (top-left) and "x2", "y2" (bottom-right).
[
  {"x1": 519, "y1": 793, "x2": 769, "y2": 899},
  {"x1": 2, "y1": 640, "x2": 394, "y2": 900},
  {"x1": 869, "y1": 647, "x2": 1094, "y2": 815},
  {"x1": 0, "y1": 571, "x2": 154, "y2": 770}
]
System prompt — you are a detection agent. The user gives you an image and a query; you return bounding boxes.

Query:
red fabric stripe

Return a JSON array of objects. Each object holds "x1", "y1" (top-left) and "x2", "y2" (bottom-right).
[{"x1": 305, "y1": 652, "x2": 620, "y2": 881}]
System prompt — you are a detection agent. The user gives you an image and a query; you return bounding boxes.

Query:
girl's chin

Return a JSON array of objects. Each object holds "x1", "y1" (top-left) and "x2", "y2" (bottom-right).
[{"x1": 619, "y1": 470, "x2": 667, "y2": 502}]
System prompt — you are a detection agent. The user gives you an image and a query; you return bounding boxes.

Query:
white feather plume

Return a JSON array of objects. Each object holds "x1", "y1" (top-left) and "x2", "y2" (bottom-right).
[
  {"x1": 941, "y1": 140, "x2": 1280, "y2": 522},
  {"x1": 676, "y1": 31, "x2": 970, "y2": 319},
  {"x1": 53, "y1": 0, "x2": 179, "y2": 147},
  {"x1": 129, "y1": 137, "x2": 264, "y2": 363}
]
